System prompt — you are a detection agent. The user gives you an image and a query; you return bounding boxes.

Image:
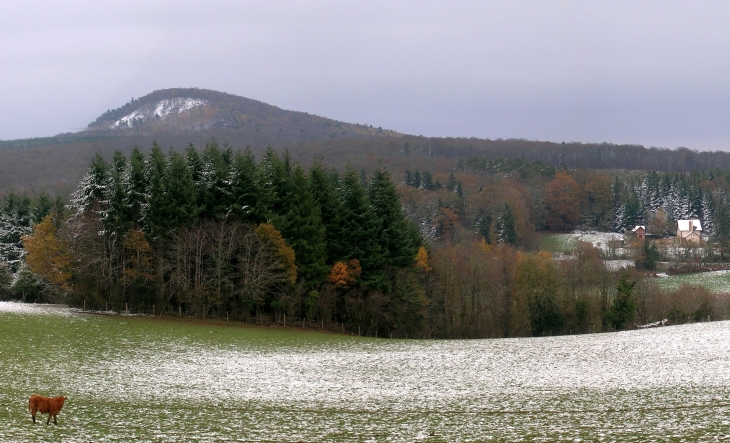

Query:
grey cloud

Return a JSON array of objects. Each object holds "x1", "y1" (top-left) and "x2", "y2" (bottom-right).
[{"x1": 1, "y1": 1, "x2": 729, "y2": 150}]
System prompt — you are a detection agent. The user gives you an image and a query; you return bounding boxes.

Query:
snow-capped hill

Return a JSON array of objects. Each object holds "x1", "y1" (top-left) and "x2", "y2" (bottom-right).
[
  {"x1": 85, "y1": 87, "x2": 400, "y2": 139},
  {"x1": 111, "y1": 98, "x2": 208, "y2": 129}
]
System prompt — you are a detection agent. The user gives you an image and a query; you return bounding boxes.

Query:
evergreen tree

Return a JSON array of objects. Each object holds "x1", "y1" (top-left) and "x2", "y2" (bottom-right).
[
  {"x1": 412, "y1": 170, "x2": 422, "y2": 189},
  {"x1": 420, "y1": 171, "x2": 434, "y2": 190},
  {"x1": 496, "y1": 204, "x2": 517, "y2": 245},
  {"x1": 104, "y1": 150, "x2": 131, "y2": 239},
  {"x1": 404, "y1": 169, "x2": 413, "y2": 187},
  {"x1": 198, "y1": 138, "x2": 233, "y2": 219},
  {"x1": 31, "y1": 192, "x2": 53, "y2": 225},
  {"x1": 228, "y1": 147, "x2": 259, "y2": 222},
  {"x1": 0, "y1": 191, "x2": 33, "y2": 270},
  {"x1": 635, "y1": 240, "x2": 659, "y2": 270},
  {"x1": 275, "y1": 165, "x2": 328, "y2": 284},
  {"x1": 163, "y1": 150, "x2": 199, "y2": 232},
  {"x1": 605, "y1": 271, "x2": 636, "y2": 330},
  {"x1": 142, "y1": 143, "x2": 168, "y2": 240},
  {"x1": 124, "y1": 147, "x2": 147, "y2": 231},
  {"x1": 309, "y1": 161, "x2": 347, "y2": 263},
  {"x1": 341, "y1": 166, "x2": 383, "y2": 286},
  {"x1": 368, "y1": 168, "x2": 420, "y2": 267},
  {"x1": 701, "y1": 190, "x2": 715, "y2": 235},
  {"x1": 70, "y1": 152, "x2": 110, "y2": 219},
  {"x1": 256, "y1": 148, "x2": 289, "y2": 220}
]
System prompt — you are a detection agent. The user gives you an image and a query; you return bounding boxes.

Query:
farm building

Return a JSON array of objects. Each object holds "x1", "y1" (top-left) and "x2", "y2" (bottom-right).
[
  {"x1": 676, "y1": 219, "x2": 702, "y2": 244},
  {"x1": 631, "y1": 225, "x2": 646, "y2": 240}
]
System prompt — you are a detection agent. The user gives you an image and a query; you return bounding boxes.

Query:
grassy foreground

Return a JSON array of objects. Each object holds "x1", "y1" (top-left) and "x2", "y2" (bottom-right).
[{"x1": 3, "y1": 302, "x2": 730, "y2": 442}]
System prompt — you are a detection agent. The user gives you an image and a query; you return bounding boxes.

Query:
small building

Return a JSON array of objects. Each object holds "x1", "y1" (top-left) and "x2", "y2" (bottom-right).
[
  {"x1": 632, "y1": 225, "x2": 646, "y2": 240},
  {"x1": 676, "y1": 219, "x2": 702, "y2": 244}
]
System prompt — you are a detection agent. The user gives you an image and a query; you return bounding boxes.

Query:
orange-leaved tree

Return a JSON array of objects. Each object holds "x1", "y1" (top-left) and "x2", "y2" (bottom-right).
[
  {"x1": 414, "y1": 246, "x2": 431, "y2": 273},
  {"x1": 22, "y1": 215, "x2": 72, "y2": 290},
  {"x1": 328, "y1": 259, "x2": 362, "y2": 287},
  {"x1": 255, "y1": 223, "x2": 297, "y2": 284},
  {"x1": 543, "y1": 171, "x2": 580, "y2": 231}
]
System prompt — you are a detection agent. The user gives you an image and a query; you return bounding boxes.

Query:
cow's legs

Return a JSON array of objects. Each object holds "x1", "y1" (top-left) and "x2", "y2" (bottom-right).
[
  {"x1": 46, "y1": 413, "x2": 51, "y2": 425},
  {"x1": 53, "y1": 413, "x2": 58, "y2": 425},
  {"x1": 31, "y1": 411, "x2": 36, "y2": 424}
]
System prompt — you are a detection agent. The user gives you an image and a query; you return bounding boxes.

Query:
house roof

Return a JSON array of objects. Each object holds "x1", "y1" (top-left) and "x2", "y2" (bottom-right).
[
  {"x1": 677, "y1": 219, "x2": 702, "y2": 231},
  {"x1": 632, "y1": 225, "x2": 646, "y2": 232},
  {"x1": 683, "y1": 230, "x2": 701, "y2": 239}
]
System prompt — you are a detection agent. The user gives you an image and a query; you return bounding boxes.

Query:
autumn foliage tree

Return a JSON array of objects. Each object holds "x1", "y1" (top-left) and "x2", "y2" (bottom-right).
[
  {"x1": 543, "y1": 171, "x2": 581, "y2": 231},
  {"x1": 22, "y1": 215, "x2": 71, "y2": 291}
]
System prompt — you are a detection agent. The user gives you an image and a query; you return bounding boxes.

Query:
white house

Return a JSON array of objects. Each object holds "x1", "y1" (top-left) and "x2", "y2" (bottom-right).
[{"x1": 676, "y1": 219, "x2": 702, "y2": 244}]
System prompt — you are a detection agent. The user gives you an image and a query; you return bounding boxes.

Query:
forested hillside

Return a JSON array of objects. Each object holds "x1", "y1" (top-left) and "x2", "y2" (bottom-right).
[
  {"x1": 4, "y1": 138, "x2": 730, "y2": 338},
  {"x1": 3, "y1": 89, "x2": 730, "y2": 338},
  {"x1": 2, "y1": 88, "x2": 730, "y2": 195}
]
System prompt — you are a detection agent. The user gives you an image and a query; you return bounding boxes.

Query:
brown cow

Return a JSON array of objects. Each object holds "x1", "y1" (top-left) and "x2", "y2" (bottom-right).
[{"x1": 28, "y1": 394, "x2": 68, "y2": 425}]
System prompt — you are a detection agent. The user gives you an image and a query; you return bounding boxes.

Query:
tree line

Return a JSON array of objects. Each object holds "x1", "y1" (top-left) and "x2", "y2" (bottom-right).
[
  {"x1": 15, "y1": 140, "x2": 430, "y2": 336},
  {"x1": 6, "y1": 139, "x2": 730, "y2": 338}
]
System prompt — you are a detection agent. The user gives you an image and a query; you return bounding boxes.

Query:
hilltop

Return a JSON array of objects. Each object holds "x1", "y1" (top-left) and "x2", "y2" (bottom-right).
[
  {"x1": 2, "y1": 87, "x2": 730, "y2": 195},
  {"x1": 85, "y1": 88, "x2": 400, "y2": 142}
]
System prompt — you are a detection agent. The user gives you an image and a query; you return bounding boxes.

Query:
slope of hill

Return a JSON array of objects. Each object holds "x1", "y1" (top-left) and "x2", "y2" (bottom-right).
[
  {"x1": 2, "y1": 87, "x2": 730, "y2": 195},
  {"x1": 85, "y1": 88, "x2": 400, "y2": 142}
]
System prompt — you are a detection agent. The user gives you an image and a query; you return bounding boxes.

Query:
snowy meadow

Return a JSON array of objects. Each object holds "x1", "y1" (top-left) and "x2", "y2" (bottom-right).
[{"x1": 2, "y1": 302, "x2": 730, "y2": 442}]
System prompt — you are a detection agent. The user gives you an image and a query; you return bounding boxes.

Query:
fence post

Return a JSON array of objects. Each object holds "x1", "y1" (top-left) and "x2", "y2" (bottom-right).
[
  {"x1": 153, "y1": 305, "x2": 155, "y2": 316},
  {"x1": 179, "y1": 306, "x2": 181, "y2": 317},
  {"x1": 226, "y1": 311, "x2": 229, "y2": 322},
  {"x1": 83, "y1": 300, "x2": 85, "y2": 311},
  {"x1": 125, "y1": 303, "x2": 128, "y2": 315}
]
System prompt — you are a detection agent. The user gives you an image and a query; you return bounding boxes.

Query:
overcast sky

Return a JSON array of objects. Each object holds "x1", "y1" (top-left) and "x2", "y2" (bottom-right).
[{"x1": 1, "y1": 1, "x2": 729, "y2": 150}]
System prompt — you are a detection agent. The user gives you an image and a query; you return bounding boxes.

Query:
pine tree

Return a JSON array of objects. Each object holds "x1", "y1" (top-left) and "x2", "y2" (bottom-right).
[
  {"x1": 198, "y1": 138, "x2": 233, "y2": 219},
  {"x1": 142, "y1": 143, "x2": 168, "y2": 240},
  {"x1": 368, "y1": 168, "x2": 420, "y2": 267},
  {"x1": 256, "y1": 147, "x2": 289, "y2": 220},
  {"x1": 228, "y1": 147, "x2": 259, "y2": 222},
  {"x1": 0, "y1": 191, "x2": 33, "y2": 270},
  {"x1": 341, "y1": 166, "x2": 383, "y2": 286},
  {"x1": 69, "y1": 152, "x2": 110, "y2": 219},
  {"x1": 420, "y1": 171, "x2": 434, "y2": 190},
  {"x1": 605, "y1": 272, "x2": 636, "y2": 330},
  {"x1": 275, "y1": 165, "x2": 328, "y2": 284},
  {"x1": 163, "y1": 150, "x2": 199, "y2": 232},
  {"x1": 309, "y1": 161, "x2": 346, "y2": 264},
  {"x1": 701, "y1": 190, "x2": 715, "y2": 235},
  {"x1": 496, "y1": 204, "x2": 517, "y2": 245},
  {"x1": 124, "y1": 147, "x2": 147, "y2": 231},
  {"x1": 104, "y1": 150, "x2": 131, "y2": 239},
  {"x1": 31, "y1": 191, "x2": 53, "y2": 225}
]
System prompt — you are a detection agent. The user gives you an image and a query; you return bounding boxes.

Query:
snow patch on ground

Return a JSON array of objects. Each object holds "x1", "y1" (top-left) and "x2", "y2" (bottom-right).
[
  {"x1": 112, "y1": 98, "x2": 207, "y2": 128},
  {"x1": 654, "y1": 269, "x2": 730, "y2": 293},
  {"x1": 4, "y1": 303, "x2": 730, "y2": 440},
  {"x1": 551, "y1": 230, "x2": 624, "y2": 254},
  {"x1": 604, "y1": 260, "x2": 635, "y2": 271}
]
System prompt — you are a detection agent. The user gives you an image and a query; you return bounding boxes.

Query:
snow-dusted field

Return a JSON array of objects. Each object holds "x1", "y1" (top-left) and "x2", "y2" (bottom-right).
[
  {"x1": 656, "y1": 269, "x2": 730, "y2": 293},
  {"x1": 550, "y1": 230, "x2": 626, "y2": 255},
  {"x1": 2, "y1": 302, "x2": 730, "y2": 441}
]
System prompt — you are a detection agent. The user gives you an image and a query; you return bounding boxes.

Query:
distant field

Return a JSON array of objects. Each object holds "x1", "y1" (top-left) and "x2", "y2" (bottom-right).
[
  {"x1": 3, "y1": 302, "x2": 730, "y2": 441},
  {"x1": 539, "y1": 230, "x2": 626, "y2": 255},
  {"x1": 655, "y1": 270, "x2": 730, "y2": 293}
]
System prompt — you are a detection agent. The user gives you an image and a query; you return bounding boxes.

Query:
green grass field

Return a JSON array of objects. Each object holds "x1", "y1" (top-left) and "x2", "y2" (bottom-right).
[
  {"x1": 3, "y1": 302, "x2": 730, "y2": 442},
  {"x1": 654, "y1": 270, "x2": 730, "y2": 293}
]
